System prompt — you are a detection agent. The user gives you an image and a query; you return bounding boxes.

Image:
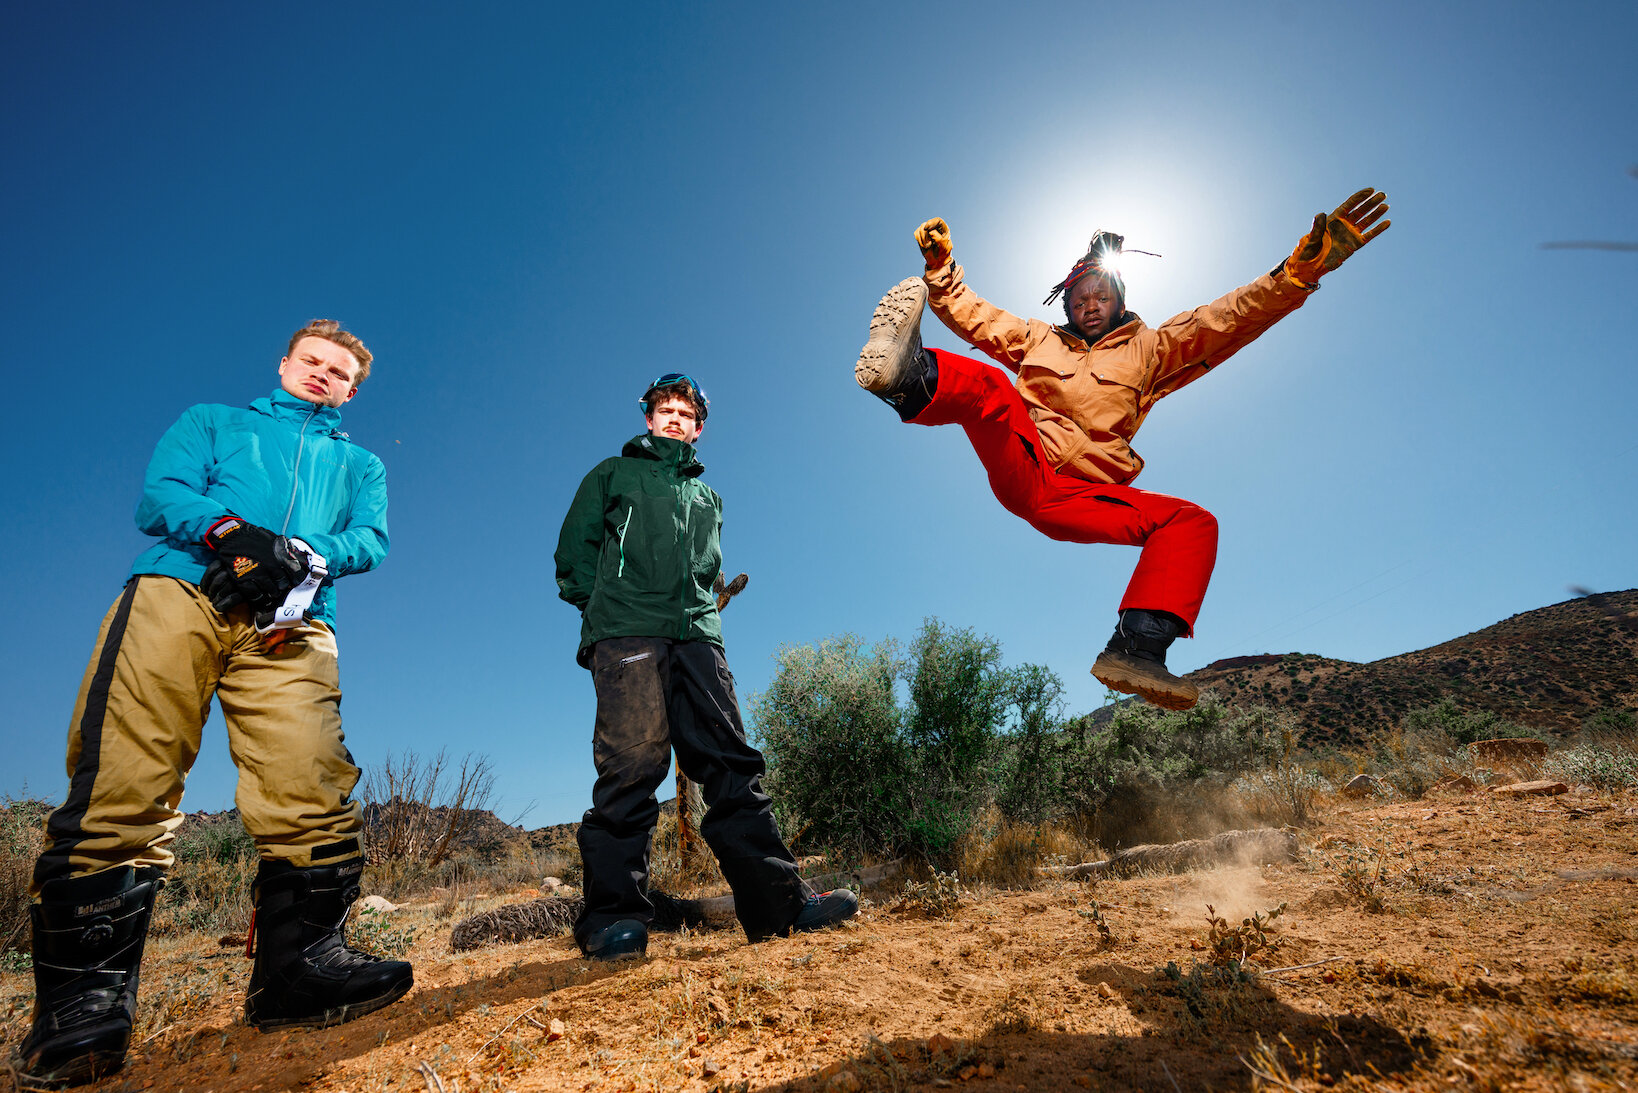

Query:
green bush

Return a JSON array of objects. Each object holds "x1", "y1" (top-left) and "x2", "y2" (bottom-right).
[
  {"x1": 1058, "y1": 696, "x2": 1288, "y2": 846},
  {"x1": 752, "y1": 620, "x2": 1065, "y2": 865},
  {"x1": 1542, "y1": 744, "x2": 1638, "y2": 791},
  {"x1": 1, "y1": 799, "x2": 50, "y2": 960}
]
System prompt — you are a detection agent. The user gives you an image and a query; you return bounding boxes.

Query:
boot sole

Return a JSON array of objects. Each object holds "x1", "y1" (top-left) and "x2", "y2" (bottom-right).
[
  {"x1": 855, "y1": 279, "x2": 928, "y2": 392},
  {"x1": 10, "y1": 1048, "x2": 127, "y2": 1090},
  {"x1": 1092, "y1": 652, "x2": 1200, "y2": 711},
  {"x1": 246, "y1": 979, "x2": 413, "y2": 1031}
]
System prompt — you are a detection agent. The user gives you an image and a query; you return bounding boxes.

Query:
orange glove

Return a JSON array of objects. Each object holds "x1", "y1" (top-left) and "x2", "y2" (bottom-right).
[
  {"x1": 1284, "y1": 188, "x2": 1391, "y2": 286},
  {"x1": 914, "y1": 217, "x2": 952, "y2": 269}
]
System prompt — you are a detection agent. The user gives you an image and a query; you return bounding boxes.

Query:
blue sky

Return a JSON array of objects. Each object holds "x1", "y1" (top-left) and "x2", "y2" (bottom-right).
[{"x1": 3, "y1": 2, "x2": 1634, "y2": 826}]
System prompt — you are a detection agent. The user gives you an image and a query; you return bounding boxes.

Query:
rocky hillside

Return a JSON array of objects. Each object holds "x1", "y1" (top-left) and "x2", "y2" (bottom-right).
[{"x1": 1183, "y1": 589, "x2": 1638, "y2": 746}]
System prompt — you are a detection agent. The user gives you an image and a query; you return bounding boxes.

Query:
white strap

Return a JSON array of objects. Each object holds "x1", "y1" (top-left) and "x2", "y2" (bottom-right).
[{"x1": 256, "y1": 539, "x2": 329, "y2": 634}]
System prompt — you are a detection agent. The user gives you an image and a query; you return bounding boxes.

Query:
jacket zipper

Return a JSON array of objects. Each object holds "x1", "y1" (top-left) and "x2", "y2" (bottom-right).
[
  {"x1": 677, "y1": 473, "x2": 691, "y2": 639},
  {"x1": 616, "y1": 508, "x2": 633, "y2": 577},
  {"x1": 280, "y1": 404, "x2": 320, "y2": 535}
]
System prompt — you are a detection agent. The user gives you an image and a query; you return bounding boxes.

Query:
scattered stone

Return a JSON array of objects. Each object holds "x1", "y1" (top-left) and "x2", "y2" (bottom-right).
[
  {"x1": 696, "y1": 1031, "x2": 709, "y2": 1044},
  {"x1": 1430, "y1": 774, "x2": 1478, "y2": 795},
  {"x1": 1491, "y1": 780, "x2": 1569, "y2": 797},
  {"x1": 1097, "y1": 982, "x2": 1116, "y2": 1000},
  {"x1": 959, "y1": 1064, "x2": 978, "y2": 1080},
  {"x1": 927, "y1": 1033, "x2": 957, "y2": 1057},
  {"x1": 546, "y1": 1018, "x2": 565, "y2": 1042},
  {"x1": 702, "y1": 1058, "x2": 722, "y2": 1077},
  {"x1": 826, "y1": 1070, "x2": 862, "y2": 1092},
  {"x1": 1342, "y1": 774, "x2": 1380, "y2": 799},
  {"x1": 977, "y1": 1061, "x2": 996, "y2": 1078},
  {"x1": 359, "y1": 895, "x2": 398, "y2": 914}
]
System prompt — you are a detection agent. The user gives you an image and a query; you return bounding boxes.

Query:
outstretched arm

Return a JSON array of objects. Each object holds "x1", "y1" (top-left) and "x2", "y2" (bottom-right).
[
  {"x1": 917, "y1": 217, "x2": 1051, "y2": 372},
  {"x1": 1147, "y1": 188, "x2": 1392, "y2": 398}
]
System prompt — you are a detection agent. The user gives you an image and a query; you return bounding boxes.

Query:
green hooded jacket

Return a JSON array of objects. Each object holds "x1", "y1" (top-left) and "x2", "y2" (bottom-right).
[{"x1": 554, "y1": 434, "x2": 724, "y2": 667}]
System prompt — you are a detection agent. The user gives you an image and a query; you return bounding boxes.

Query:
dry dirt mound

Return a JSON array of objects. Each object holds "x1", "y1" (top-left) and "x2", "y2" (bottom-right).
[{"x1": 4, "y1": 789, "x2": 1635, "y2": 1091}]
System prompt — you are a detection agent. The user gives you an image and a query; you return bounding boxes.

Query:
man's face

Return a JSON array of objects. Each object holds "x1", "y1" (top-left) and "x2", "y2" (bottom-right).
[
  {"x1": 646, "y1": 396, "x2": 702, "y2": 443},
  {"x1": 1068, "y1": 274, "x2": 1121, "y2": 341},
  {"x1": 278, "y1": 336, "x2": 361, "y2": 407}
]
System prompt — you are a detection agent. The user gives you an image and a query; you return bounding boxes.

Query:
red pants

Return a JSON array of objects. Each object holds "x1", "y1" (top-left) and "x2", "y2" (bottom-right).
[{"x1": 915, "y1": 349, "x2": 1218, "y2": 633}]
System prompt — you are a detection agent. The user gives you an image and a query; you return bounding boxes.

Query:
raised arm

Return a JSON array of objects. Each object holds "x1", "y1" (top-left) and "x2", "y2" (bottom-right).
[
  {"x1": 1146, "y1": 188, "x2": 1391, "y2": 399},
  {"x1": 917, "y1": 218, "x2": 1052, "y2": 372}
]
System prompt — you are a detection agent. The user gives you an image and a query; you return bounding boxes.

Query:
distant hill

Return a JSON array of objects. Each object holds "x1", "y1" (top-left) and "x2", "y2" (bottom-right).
[{"x1": 1181, "y1": 589, "x2": 1638, "y2": 746}]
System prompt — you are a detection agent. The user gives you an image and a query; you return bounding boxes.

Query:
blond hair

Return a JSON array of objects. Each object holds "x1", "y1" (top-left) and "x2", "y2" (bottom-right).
[{"x1": 287, "y1": 319, "x2": 373, "y2": 386}]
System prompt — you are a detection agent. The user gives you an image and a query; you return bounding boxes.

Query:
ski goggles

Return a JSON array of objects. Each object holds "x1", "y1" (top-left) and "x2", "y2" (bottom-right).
[{"x1": 640, "y1": 372, "x2": 710, "y2": 419}]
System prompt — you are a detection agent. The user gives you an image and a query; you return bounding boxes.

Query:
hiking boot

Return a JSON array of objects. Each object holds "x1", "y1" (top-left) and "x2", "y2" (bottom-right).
[
  {"x1": 856, "y1": 279, "x2": 938, "y2": 420},
  {"x1": 14, "y1": 866, "x2": 163, "y2": 1089},
  {"x1": 583, "y1": 919, "x2": 648, "y2": 961},
  {"x1": 244, "y1": 860, "x2": 413, "y2": 1030},
  {"x1": 1091, "y1": 609, "x2": 1200, "y2": 711},
  {"x1": 790, "y1": 889, "x2": 858, "y2": 933}
]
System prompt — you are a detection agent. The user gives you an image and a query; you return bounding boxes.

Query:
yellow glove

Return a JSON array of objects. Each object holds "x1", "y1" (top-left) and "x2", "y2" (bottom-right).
[
  {"x1": 915, "y1": 217, "x2": 953, "y2": 269},
  {"x1": 1284, "y1": 188, "x2": 1391, "y2": 286}
]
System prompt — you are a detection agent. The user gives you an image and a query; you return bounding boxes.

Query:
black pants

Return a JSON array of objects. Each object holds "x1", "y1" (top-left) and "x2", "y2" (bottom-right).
[{"x1": 574, "y1": 637, "x2": 807, "y2": 946}]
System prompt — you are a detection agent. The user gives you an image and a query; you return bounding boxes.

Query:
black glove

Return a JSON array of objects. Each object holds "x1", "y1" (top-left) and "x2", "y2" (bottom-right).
[{"x1": 201, "y1": 515, "x2": 310, "y2": 612}]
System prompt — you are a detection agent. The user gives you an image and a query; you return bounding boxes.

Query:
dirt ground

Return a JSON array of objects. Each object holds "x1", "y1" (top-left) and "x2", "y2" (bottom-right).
[{"x1": 4, "y1": 787, "x2": 1636, "y2": 1092}]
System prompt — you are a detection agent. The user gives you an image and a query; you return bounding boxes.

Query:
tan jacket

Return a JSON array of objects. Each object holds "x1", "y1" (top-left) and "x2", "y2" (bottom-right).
[{"x1": 924, "y1": 260, "x2": 1314, "y2": 485}]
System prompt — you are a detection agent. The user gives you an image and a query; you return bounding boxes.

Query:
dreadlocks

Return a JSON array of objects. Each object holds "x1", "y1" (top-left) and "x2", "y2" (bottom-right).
[{"x1": 1043, "y1": 231, "x2": 1160, "y2": 328}]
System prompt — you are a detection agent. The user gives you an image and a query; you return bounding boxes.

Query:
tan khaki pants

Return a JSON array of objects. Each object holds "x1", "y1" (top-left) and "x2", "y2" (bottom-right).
[{"x1": 33, "y1": 576, "x2": 364, "y2": 892}]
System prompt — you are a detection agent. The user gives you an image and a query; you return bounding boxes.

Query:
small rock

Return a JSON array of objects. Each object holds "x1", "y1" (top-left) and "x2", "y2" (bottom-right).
[
  {"x1": 827, "y1": 1070, "x2": 862, "y2": 1093},
  {"x1": 927, "y1": 1033, "x2": 957, "y2": 1056},
  {"x1": 696, "y1": 1031, "x2": 709, "y2": 1044},
  {"x1": 1429, "y1": 774, "x2": 1478, "y2": 795},
  {"x1": 542, "y1": 876, "x2": 565, "y2": 890},
  {"x1": 978, "y1": 1062, "x2": 996, "y2": 1078},
  {"x1": 546, "y1": 1018, "x2": 565, "y2": 1042},
  {"x1": 1341, "y1": 774, "x2": 1379, "y2": 799},
  {"x1": 688, "y1": 1046, "x2": 700, "y2": 1058},
  {"x1": 1097, "y1": 982, "x2": 1116, "y2": 1000},
  {"x1": 702, "y1": 1058, "x2": 722, "y2": 1077},
  {"x1": 1491, "y1": 780, "x2": 1569, "y2": 797},
  {"x1": 959, "y1": 1064, "x2": 978, "y2": 1080},
  {"x1": 359, "y1": 895, "x2": 398, "y2": 914}
]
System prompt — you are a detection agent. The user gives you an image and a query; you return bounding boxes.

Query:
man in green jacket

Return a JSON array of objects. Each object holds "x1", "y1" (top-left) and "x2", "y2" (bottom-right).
[{"x1": 554, "y1": 374, "x2": 856, "y2": 959}]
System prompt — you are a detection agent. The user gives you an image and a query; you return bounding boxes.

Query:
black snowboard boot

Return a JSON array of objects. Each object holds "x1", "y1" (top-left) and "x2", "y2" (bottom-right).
[
  {"x1": 856, "y1": 278, "x2": 939, "y2": 421},
  {"x1": 244, "y1": 860, "x2": 413, "y2": 1030},
  {"x1": 14, "y1": 866, "x2": 163, "y2": 1089},
  {"x1": 1091, "y1": 608, "x2": 1200, "y2": 711}
]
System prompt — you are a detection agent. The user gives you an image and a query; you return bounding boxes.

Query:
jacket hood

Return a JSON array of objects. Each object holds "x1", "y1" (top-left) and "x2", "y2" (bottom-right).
[
  {"x1": 621, "y1": 433, "x2": 705, "y2": 477},
  {"x1": 251, "y1": 388, "x2": 350, "y2": 438}
]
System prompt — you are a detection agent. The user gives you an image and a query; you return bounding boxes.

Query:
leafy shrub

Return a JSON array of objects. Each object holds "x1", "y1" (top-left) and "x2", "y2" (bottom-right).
[
  {"x1": 1542, "y1": 744, "x2": 1638, "y2": 791},
  {"x1": 1058, "y1": 696, "x2": 1288, "y2": 847},
  {"x1": 1, "y1": 799, "x2": 50, "y2": 959},
  {"x1": 173, "y1": 811, "x2": 255, "y2": 866},
  {"x1": 753, "y1": 620, "x2": 1065, "y2": 865}
]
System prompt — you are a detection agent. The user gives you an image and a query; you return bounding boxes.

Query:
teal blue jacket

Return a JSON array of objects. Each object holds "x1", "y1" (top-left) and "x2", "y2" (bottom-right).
[
  {"x1": 555, "y1": 434, "x2": 723, "y2": 667},
  {"x1": 129, "y1": 388, "x2": 389, "y2": 629}
]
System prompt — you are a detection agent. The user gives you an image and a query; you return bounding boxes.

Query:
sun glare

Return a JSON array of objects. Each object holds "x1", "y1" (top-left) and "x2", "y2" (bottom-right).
[{"x1": 984, "y1": 162, "x2": 1221, "y2": 314}]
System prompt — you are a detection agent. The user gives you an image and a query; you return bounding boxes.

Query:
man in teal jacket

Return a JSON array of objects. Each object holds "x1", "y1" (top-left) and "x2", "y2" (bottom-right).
[
  {"x1": 17, "y1": 321, "x2": 411, "y2": 1088},
  {"x1": 555, "y1": 374, "x2": 857, "y2": 959}
]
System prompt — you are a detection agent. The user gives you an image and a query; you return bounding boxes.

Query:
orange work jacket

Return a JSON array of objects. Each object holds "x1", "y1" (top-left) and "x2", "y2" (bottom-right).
[{"x1": 924, "y1": 260, "x2": 1315, "y2": 486}]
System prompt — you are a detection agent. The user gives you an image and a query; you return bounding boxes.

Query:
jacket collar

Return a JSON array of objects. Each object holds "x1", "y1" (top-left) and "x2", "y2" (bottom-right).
[
  {"x1": 623, "y1": 433, "x2": 705, "y2": 477},
  {"x1": 251, "y1": 388, "x2": 348, "y2": 436},
  {"x1": 1054, "y1": 312, "x2": 1143, "y2": 351}
]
